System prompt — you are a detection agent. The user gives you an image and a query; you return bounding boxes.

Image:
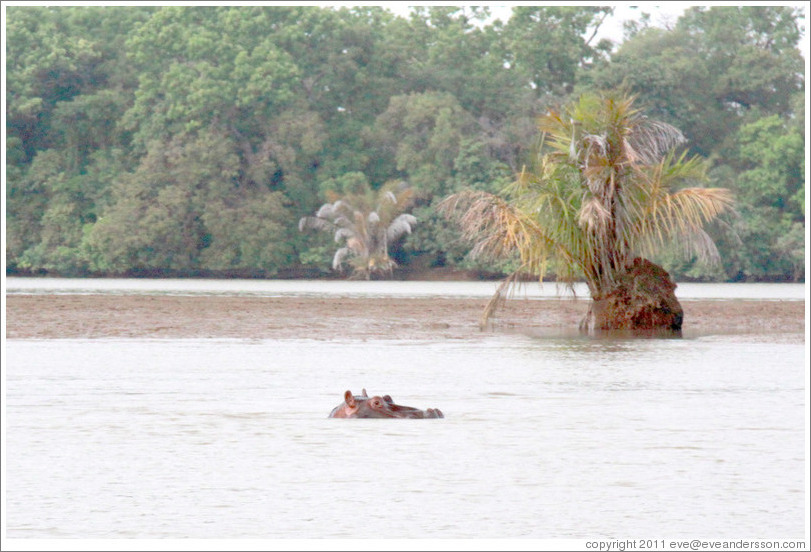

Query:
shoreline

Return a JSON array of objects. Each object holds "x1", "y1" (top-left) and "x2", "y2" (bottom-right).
[{"x1": 5, "y1": 294, "x2": 806, "y2": 343}]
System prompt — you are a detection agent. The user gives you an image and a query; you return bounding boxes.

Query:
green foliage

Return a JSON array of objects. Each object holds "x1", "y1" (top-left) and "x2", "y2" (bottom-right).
[
  {"x1": 87, "y1": 130, "x2": 295, "y2": 275},
  {"x1": 709, "y1": 113, "x2": 806, "y2": 281},
  {"x1": 504, "y1": 6, "x2": 614, "y2": 96},
  {"x1": 734, "y1": 115, "x2": 805, "y2": 214},
  {"x1": 5, "y1": 5, "x2": 805, "y2": 281},
  {"x1": 586, "y1": 6, "x2": 804, "y2": 159},
  {"x1": 369, "y1": 91, "x2": 477, "y2": 196}
]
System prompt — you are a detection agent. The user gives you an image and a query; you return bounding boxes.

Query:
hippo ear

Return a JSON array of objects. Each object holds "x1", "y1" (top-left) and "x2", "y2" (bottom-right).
[
  {"x1": 361, "y1": 388, "x2": 368, "y2": 397},
  {"x1": 344, "y1": 390, "x2": 356, "y2": 408}
]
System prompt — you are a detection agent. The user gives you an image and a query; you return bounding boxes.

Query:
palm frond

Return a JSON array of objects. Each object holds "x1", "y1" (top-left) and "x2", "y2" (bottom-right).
[
  {"x1": 677, "y1": 227, "x2": 722, "y2": 265},
  {"x1": 479, "y1": 270, "x2": 524, "y2": 329},
  {"x1": 577, "y1": 196, "x2": 611, "y2": 231},
  {"x1": 376, "y1": 181, "x2": 415, "y2": 225},
  {"x1": 386, "y1": 213, "x2": 417, "y2": 242},
  {"x1": 332, "y1": 247, "x2": 351, "y2": 270},
  {"x1": 334, "y1": 227, "x2": 355, "y2": 243},
  {"x1": 383, "y1": 190, "x2": 397, "y2": 204},
  {"x1": 441, "y1": 189, "x2": 576, "y2": 322},
  {"x1": 625, "y1": 117, "x2": 686, "y2": 165},
  {"x1": 630, "y1": 186, "x2": 734, "y2": 262},
  {"x1": 316, "y1": 203, "x2": 335, "y2": 219},
  {"x1": 299, "y1": 216, "x2": 335, "y2": 233}
]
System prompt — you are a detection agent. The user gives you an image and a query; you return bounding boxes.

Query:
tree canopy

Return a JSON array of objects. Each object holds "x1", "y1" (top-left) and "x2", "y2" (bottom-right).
[{"x1": 5, "y1": 5, "x2": 806, "y2": 281}]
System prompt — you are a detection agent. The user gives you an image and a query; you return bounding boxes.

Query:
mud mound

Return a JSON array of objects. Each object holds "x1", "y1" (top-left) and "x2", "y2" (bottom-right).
[{"x1": 590, "y1": 258, "x2": 684, "y2": 331}]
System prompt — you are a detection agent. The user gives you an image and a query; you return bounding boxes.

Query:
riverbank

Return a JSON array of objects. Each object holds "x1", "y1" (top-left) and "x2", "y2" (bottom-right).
[{"x1": 5, "y1": 294, "x2": 805, "y2": 342}]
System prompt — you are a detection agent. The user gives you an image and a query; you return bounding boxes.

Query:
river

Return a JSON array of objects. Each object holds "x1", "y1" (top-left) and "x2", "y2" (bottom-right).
[{"x1": 3, "y1": 279, "x2": 808, "y2": 541}]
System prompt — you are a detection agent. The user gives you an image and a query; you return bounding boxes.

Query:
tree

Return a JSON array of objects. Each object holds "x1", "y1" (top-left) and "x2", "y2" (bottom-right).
[
  {"x1": 368, "y1": 91, "x2": 477, "y2": 196},
  {"x1": 711, "y1": 112, "x2": 805, "y2": 281},
  {"x1": 442, "y1": 92, "x2": 734, "y2": 331},
  {"x1": 585, "y1": 6, "x2": 804, "y2": 159},
  {"x1": 5, "y1": 7, "x2": 151, "y2": 162},
  {"x1": 299, "y1": 176, "x2": 417, "y2": 279},
  {"x1": 5, "y1": 6, "x2": 152, "y2": 274},
  {"x1": 503, "y1": 6, "x2": 614, "y2": 97},
  {"x1": 87, "y1": 129, "x2": 295, "y2": 275},
  {"x1": 11, "y1": 6, "x2": 790, "y2": 281}
]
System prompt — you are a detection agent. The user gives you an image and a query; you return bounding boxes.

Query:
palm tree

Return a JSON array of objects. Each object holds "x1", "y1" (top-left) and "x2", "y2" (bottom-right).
[
  {"x1": 299, "y1": 180, "x2": 417, "y2": 279},
  {"x1": 441, "y1": 92, "x2": 734, "y2": 330}
]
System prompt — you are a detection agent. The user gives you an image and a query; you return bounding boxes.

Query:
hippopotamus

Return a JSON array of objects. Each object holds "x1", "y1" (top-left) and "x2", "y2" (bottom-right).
[{"x1": 328, "y1": 389, "x2": 444, "y2": 419}]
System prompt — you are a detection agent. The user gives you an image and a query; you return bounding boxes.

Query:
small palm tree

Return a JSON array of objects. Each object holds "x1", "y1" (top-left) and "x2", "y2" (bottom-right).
[
  {"x1": 299, "y1": 179, "x2": 417, "y2": 279},
  {"x1": 441, "y1": 92, "x2": 734, "y2": 329}
]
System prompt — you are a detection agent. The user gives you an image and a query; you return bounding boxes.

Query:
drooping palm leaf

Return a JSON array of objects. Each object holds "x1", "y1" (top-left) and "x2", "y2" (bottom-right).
[{"x1": 387, "y1": 213, "x2": 417, "y2": 242}]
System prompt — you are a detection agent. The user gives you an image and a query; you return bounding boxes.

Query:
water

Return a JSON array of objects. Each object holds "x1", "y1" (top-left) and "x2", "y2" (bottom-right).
[
  {"x1": 5, "y1": 276, "x2": 807, "y2": 300},
  {"x1": 3, "y1": 279, "x2": 808, "y2": 540},
  {"x1": 5, "y1": 335, "x2": 806, "y2": 539}
]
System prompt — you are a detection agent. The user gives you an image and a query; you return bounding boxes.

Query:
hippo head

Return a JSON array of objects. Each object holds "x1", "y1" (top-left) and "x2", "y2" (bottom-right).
[
  {"x1": 328, "y1": 389, "x2": 396, "y2": 418},
  {"x1": 328, "y1": 389, "x2": 443, "y2": 419}
]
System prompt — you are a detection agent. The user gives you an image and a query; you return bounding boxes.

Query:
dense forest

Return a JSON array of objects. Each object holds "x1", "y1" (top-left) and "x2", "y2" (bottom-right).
[{"x1": 5, "y1": 5, "x2": 806, "y2": 281}]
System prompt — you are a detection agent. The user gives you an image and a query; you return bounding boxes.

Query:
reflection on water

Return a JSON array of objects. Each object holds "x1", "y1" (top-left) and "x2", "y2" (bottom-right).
[
  {"x1": 514, "y1": 326, "x2": 686, "y2": 342},
  {"x1": 5, "y1": 335, "x2": 805, "y2": 538}
]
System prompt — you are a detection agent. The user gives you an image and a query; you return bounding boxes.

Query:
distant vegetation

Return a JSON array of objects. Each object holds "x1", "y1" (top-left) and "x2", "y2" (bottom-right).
[{"x1": 5, "y1": 6, "x2": 805, "y2": 281}]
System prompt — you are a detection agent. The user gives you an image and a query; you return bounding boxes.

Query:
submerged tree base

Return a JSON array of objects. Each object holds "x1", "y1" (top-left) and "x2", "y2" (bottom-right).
[{"x1": 581, "y1": 258, "x2": 684, "y2": 334}]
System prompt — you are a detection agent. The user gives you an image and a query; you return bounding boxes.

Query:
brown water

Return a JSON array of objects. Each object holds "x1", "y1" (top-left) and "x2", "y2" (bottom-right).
[{"x1": 4, "y1": 332, "x2": 806, "y2": 539}]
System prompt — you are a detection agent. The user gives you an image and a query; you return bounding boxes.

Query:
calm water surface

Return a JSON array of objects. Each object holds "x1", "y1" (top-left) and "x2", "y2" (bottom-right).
[
  {"x1": 5, "y1": 335, "x2": 806, "y2": 539},
  {"x1": 4, "y1": 279, "x2": 807, "y2": 539},
  {"x1": 5, "y1": 276, "x2": 807, "y2": 300}
]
